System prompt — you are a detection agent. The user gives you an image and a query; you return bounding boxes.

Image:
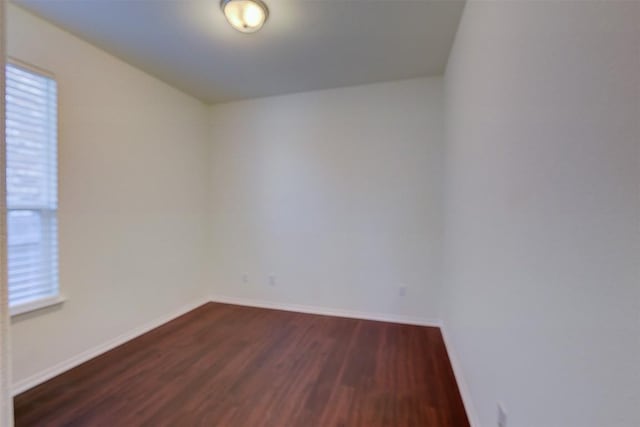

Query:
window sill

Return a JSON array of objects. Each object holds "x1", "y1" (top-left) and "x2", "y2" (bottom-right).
[{"x1": 10, "y1": 295, "x2": 66, "y2": 317}]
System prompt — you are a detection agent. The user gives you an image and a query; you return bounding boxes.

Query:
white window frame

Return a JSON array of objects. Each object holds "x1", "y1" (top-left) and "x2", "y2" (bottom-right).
[{"x1": 6, "y1": 59, "x2": 64, "y2": 317}]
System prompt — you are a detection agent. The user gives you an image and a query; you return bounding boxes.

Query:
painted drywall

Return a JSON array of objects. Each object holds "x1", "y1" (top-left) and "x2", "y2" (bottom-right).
[
  {"x1": 442, "y1": 1, "x2": 640, "y2": 427},
  {"x1": 7, "y1": 4, "x2": 210, "y2": 387},
  {"x1": 207, "y1": 78, "x2": 444, "y2": 322},
  {"x1": 0, "y1": 1, "x2": 14, "y2": 424}
]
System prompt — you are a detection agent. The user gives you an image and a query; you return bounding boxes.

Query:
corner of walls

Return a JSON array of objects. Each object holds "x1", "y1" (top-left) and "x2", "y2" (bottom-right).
[
  {"x1": 440, "y1": 2, "x2": 480, "y2": 424},
  {"x1": 204, "y1": 78, "x2": 446, "y2": 324},
  {"x1": 8, "y1": 3, "x2": 214, "y2": 392}
]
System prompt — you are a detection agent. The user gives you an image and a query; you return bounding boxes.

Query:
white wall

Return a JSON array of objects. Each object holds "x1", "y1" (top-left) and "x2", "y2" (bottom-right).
[
  {"x1": 8, "y1": 5, "x2": 210, "y2": 387},
  {"x1": 207, "y1": 78, "x2": 444, "y2": 322},
  {"x1": 0, "y1": 2, "x2": 14, "y2": 424},
  {"x1": 443, "y1": 2, "x2": 640, "y2": 427}
]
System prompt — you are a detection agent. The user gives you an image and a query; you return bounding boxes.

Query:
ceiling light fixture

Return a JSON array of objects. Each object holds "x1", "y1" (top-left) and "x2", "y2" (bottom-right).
[{"x1": 221, "y1": 0, "x2": 269, "y2": 33}]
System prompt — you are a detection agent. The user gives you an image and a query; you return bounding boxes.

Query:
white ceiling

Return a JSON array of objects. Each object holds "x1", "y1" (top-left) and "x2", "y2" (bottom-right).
[{"x1": 15, "y1": 0, "x2": 465, "y2": 104}]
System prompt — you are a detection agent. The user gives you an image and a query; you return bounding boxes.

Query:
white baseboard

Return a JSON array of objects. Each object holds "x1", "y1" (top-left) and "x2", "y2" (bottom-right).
[
  {"x1": 209, "y1": 294, "x2": 442, "y2": 327},
  {"x1": 12, "y1": 297, "x2": 209, "y2": 396},
  {"x1": 440, "y1": 322, "x2": 480, "y2": 427}
]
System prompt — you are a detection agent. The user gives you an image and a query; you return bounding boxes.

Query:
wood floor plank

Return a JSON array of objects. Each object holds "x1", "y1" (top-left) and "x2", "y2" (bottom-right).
[{"x1": 14, "y1": 302, "x2": 469, "y2": 427}]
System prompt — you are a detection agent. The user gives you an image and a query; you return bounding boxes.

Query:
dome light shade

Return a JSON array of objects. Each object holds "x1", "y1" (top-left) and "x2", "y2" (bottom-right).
[{"x1": 221, "y1": 0, "x2": 269, "y2": 33}]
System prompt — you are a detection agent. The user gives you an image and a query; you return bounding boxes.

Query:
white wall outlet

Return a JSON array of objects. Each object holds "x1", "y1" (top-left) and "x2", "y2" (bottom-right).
[
  {"x1": 242, "y1": 273, "x2": 249, "y2": 284},
  {"x1": 268, "y1": 274, "x2": 276, "y2": 286},
  {"x1": 398, "y1": 285, "x2": 407, "y2": 297},
  {"x1": 497, "y1": 403, "x2": 507, "y2": 427}
]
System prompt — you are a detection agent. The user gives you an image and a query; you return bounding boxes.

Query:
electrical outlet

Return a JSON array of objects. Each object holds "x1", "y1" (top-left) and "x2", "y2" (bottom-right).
[
  {"x1": 497, "y1": 403, "x2": 507, "y2": 427},
  {"x1": 242, "y1": 273, "x2": 249, "y2": 284},
  {"x1": 398, "y1": 285, "x2": 407, "y2": 297},
  {"x1": 268, "y1": 275, "x2": 276, "y2": 286}
]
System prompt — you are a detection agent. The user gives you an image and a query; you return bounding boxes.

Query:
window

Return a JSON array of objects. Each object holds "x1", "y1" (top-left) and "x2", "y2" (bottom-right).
[{"x1": 5, "y1": 62, "x2": 59, "y2": 312}]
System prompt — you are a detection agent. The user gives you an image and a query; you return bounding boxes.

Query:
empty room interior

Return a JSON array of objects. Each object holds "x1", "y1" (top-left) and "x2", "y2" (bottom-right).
[{"x1": 0, "y1": 0, "x2": 638, "y2": 426}]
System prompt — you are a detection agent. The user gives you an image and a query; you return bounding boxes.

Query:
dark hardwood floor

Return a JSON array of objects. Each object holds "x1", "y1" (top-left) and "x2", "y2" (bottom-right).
[{"x1": 14, "y1": 302, "x2": 469, "y2": 427}]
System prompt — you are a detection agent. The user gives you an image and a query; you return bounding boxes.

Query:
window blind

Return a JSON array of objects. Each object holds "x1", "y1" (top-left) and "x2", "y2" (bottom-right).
[{"x1": 5, "y1": 63, "x2": 58, "y2": 307}]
